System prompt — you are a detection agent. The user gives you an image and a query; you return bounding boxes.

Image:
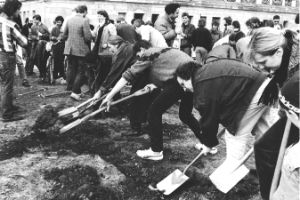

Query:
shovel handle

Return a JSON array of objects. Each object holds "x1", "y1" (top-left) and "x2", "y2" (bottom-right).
[
  {"x1": 18, "y1": 88, "x2": 47, "y2": 96},
  {"x1": 269, "y1": 116, "x2": 292, "y2": 200},
  {"x1": 230, "y1": 147, "x2": 254, "y2": 173},
  {"x1": 183, "y1": 150, "x2": 205, "y2": 174}
]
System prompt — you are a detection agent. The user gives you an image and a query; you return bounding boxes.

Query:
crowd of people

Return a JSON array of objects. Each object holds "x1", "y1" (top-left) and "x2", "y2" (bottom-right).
[{"x1": 0, "y1": 0, "x2": 299, "y2": 199}]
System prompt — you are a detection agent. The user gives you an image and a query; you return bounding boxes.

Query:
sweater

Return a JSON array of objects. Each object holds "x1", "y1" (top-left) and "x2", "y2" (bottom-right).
[{"x1": 123, "y1": 48, "x2": 193, "y2": 87}]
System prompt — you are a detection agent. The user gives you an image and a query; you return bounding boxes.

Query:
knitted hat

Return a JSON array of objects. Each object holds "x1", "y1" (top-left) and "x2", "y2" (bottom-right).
[{"x1": 279, "y1": 72, "x2": 300, "y2": 113}]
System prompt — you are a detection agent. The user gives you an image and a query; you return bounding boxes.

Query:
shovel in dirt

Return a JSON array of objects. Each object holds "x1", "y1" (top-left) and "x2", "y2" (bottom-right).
[
  {"x1": 58, "y1": 94, "x2": 107, "y2": 118},
  {"x1": 18, "y1": 87, "x2": 47, "y2": 97},
  {"x1": 59, "y1": 84, "x2": 157, "y2": 134},
  {"x1": 209, "y1": 147, "x2": 254, "y2": 193},
  {"x1": 155, "y1": 150, "x2": 205, "y2": 195}
]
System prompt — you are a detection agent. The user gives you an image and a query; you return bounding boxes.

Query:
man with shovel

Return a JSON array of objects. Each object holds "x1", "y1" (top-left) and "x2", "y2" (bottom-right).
[
  {"x1": 101, "y1": 40, "x2": 202, "y2": 161},
  {"x1": 175, "y1": 59, "x2": 275, "y2": 163}
]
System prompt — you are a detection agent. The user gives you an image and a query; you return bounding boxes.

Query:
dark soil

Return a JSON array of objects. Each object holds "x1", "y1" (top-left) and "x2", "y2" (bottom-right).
[{"x1": 44, "y1": 165, "x2": 121, "y2": 200}]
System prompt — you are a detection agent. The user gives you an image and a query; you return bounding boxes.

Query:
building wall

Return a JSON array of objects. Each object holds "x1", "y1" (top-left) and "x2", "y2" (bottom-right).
[{"x1": 20, "y1": 0, "x2": 299, "y2": 33}]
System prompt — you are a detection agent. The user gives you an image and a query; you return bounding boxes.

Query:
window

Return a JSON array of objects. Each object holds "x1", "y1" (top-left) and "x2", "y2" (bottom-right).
[
  {"x1": 212, "y1": 17, "x2": 221, "y2": 24},
  {"x1": 134, "y1": 13, "x2": 144, "y2": 20},
  {"x1": 118, "y1": 12, "x2": 126, "y2": 19},
  {"x1": 151, "y1": 14, "x2": 159, "y2": 24}
]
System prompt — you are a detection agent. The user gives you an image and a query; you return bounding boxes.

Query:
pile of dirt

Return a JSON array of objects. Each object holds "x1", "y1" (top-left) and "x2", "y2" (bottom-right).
[
  {"x1": 31, "y1": 105, "x2": 64, "y2": 135},
  {"x1": 44, "y1": 165, "x2": 121, "y2": 200}
]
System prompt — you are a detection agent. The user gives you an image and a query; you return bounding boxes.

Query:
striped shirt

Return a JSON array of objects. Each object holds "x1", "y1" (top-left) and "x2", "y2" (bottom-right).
[{"x1": 0, "y1": 13, "x2": 27, "y2": 53}]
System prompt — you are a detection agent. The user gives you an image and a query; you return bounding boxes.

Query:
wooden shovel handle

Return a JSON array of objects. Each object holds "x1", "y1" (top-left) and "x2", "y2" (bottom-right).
[
  {"x1": 269, "y1": 116, "x2": 292, "y2": 200},
  {"x1": 183, "y1": 150, "x2": 205, "y2": 174}
]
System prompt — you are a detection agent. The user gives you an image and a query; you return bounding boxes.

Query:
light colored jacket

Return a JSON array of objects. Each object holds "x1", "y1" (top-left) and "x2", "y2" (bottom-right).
[
  {"x1": 154, "y1": 14, "x2": 177, "y2": 47},
  {"x1": 137, "y1": 25, "x2": 168, "y2": 48},
  {"x1": 95, "y1": 23, "x2": 117, "y2": 56}
]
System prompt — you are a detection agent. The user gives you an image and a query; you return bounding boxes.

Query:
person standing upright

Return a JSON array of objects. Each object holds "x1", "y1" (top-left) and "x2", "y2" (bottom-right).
[
  {"x1": 62, "y1": 5, "x2": 93, "y2": 100},
  {"x1": 180, "y1": 12, "x2": 195, "y2": 56},
  {"x1": 191, "y1": 19, "x2": 213, "y2": 64},
  {"x1": 0, "y1": 0, "x2": 27, "y2": 122},
  {"x1": 154, "y1": 3, "x2": 180, "y2": 47}
]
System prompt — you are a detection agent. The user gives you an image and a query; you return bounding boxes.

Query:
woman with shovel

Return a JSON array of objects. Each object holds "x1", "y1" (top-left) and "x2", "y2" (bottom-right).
[
  {"x1": 101, "y1": 40, "x2": 202, "y2": 161},
  {"x1": 248, "y1": 27, "x2": 299, "y2": 200}
]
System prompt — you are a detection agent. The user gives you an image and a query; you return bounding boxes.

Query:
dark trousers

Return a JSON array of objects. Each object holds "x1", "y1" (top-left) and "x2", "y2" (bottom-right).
[
  {"x1": 136, "y1": 79, "x2": 200, "y2": 152},
  {"x1": 66, "y1": 55, "x2": 87, "y2": 94},
  {"x1": 52, "y1": 42, "x2": 65, "y2": 79},
  {"x1": 93, "y1": 55, "x2": 112, "y2": 92},
  {"x1": 25, "y1": 40, "x2": 35, "y2": 74},
  {"x1": 0, "y1": 52, "x2": 16, "y2": 118},
  {"x1": 254, "y1": 116, "x2": 299, "y2": 200}
]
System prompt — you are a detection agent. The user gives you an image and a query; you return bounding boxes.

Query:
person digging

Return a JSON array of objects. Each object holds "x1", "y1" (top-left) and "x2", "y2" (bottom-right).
[{"x1": 101, "y1": 40, "x2": 214, "y2": 161}]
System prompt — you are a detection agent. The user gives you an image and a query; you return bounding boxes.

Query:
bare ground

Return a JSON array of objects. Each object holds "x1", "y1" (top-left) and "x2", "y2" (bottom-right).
[{"x1": 0, "y1": 75, "x2": 263, "y2": 200}]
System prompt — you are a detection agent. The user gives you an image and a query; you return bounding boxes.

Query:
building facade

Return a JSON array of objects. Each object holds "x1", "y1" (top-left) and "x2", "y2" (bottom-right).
[{"x1": 20, "y1": 0, "x2": 299, "y2": 32}]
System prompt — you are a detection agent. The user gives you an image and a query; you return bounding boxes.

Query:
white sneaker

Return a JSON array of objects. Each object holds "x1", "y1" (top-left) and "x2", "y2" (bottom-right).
[
  {"x1": 195, "y1": 143, "x2": 218, "y2": 154},
  {"x1": 70, "y1": 92, "x2": 82, "y2": 101},
  {"x1": 136, "y1": 148, "x2": 163, "y2": 160}
]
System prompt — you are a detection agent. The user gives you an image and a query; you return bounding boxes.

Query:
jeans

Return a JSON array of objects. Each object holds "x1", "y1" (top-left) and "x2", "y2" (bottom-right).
[
  {"x1": 0, "y1": 52, "x2": 16, "y2": 118},
  {"x1": 52, "y1": 41, "x2": 65, "y2": 79},
  {"x1": 147, "y1": 79, "x2": 200, "y2": 152},
  {"x1": 254, "y1": 117, "x2": 299, "y2": 200},
  {"x1": 16, "y1": 54, "x2": 27, "y2": 80},
  {"x1": 66, "y1": 55, "x2": 87, "y2": 94},
  {"x1": 93, "y1": 55, "x2": 112, "y2": 92}
]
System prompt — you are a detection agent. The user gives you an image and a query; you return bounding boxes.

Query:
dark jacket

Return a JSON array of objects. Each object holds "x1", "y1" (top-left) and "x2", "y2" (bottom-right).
[
  {"x1": 180, "y1": 23, "x2": 195, "y2": 48},
  {"x1": 191, "y1": 27, "x2": 213, "y2": 52},
  {"x1": 123, "y1": 48, "x2": 193, "y2": 87},
  {"x1": 100, "y1": 42, "x2": 137, "y2": 92},
  {"x1": 192, "y1": 59, "x2": 266, "y2": 147}
]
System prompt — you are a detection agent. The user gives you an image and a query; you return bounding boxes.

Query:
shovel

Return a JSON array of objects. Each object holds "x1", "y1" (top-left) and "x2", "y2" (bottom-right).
[
  {"x1": 39, "y1": 91, "x2": 71, "y2": 98},
  {"x1": 59, "y1": 84, "x2": 157, "y2": 134},
  {"x1": 18, "y1": 87, "x2": 47, "y2": 97},
  {"x1": 156, "y1": 150, "x2": 205, "y2": 195},
  {"x1": 269, "y1": 110, "x2": 298, "y2": 200},
  {"x1": 58, "y1": 94, "x2": 107, "y2": 118},
  {"x1": 209, "y1": 147, "x2": 254, "y2": 193}
]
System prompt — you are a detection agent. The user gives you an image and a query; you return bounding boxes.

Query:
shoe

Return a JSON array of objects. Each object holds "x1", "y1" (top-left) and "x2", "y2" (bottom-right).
[
  {"x1": 22, "y1": 79, "x2": 31, "y2": 87},
  {"x1": 195, "y1": 143, "x2": 218, "y2": 154},
  {"x1": 1, "y1": 115, "x2": 24, "y2": 122},
  {"x1": 136, "y1": 148, "x2": 163, "y2": 160},
  {"x1": 70, "y1": 92, "x2": 82, "y2": 101}
]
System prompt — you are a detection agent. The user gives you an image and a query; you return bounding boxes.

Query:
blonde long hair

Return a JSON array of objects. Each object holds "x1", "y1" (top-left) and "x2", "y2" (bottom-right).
[{"x1": 248, "y1": 27, "x2": 297, "y2": 105}]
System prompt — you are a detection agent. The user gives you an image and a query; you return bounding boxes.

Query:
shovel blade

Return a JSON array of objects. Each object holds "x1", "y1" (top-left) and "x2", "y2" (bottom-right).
[
  {"x1": 156, "y1": 169, "x2": 189, "y2": 195},
  {"x1": 58, "y1": 107, "x2": 77, "y2": 117},
  {"x1": 209, "y1": 161, "x2": 249, "y2": 193}
]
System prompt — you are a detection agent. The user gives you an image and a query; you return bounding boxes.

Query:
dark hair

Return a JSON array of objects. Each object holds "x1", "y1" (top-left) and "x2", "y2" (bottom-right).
[
  {"x1": 181, "y1": 12, "x2": 189, "y2": 18},
  {"x1": 295, "y1": 13, "x2": 299, "y2": 24},
  {"x1": 55, "y1": 16, "x2": 64, "y2": 23},
  {"x1": 198, "y1": 19, "x2": 206, "y2": 28},
  {"x1": 133, "y1": 40, "x2": 151, "y2": 53},
  {"x1": 97, "y1": 10, "x2": 110, "y2": 24},
  {"x1": 245, "y1": 19, "x2": 251, "y2": 27},
  {"x1": 13, "y1": 14, "x2": 22, "y2": 29},
  {"x1": 224, "y1": 16, "x2": 232, "y2": 25},
  {"x1": 25, "y1": 17, "x2": 29, "y2": 23},
  {"x1": 76, "y1": 5, "x2": 87, "y2": 14},
  {"x1": 175, "y1": 61, "x2": 201, "y2": 80},
  {"x1": 1, "y1": 0, "x2": 22, "y2": 17},
  {"x1": 90, "y1": 24, "x2": 94, "y2": 31},
  {"x1": 273, "y1": 15, "x2": 280, "y2": 20},
  {"x1": 212, "y1": 21, "x2": 219, "y2": 27},
  {"x1": 165, "y1": 3, "x2": 180, "y2": 15},
  {"x1": 133, "y1": 18, "x2": 144, "y2": 25},
  {"x1": 249, "y1": 17, "x2": 261, "y2": 29},
  {"x1": 234, "y1": 31, "x2": 245, "y2": 42},
  {"x1": 232, "y1": 20, "x2": 240, "y2": 29},
  {"x1": 33, "y1": 14, "x2": 41, "y2": 21},
  {"x1": 229, "y1": 33, "x2": 236, "y2": 42},
  {"x1": 259, "y1": 30, "x2": 295, "y2": 106}
]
